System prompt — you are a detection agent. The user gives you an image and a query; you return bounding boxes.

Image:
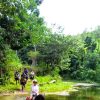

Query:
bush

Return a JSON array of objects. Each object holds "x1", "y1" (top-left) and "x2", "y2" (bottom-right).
[
  {"x1": 95, "y1": 66, "x2": 100, "y2": 82},
  {"x1": 71, "y1": 67, "x2": 96, "y2": 81},
  {"x1": 4, "y1": 48, "x2": 22, "y2": 71}
]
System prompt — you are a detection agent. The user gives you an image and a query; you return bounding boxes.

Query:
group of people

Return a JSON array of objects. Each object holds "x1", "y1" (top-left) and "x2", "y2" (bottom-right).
[
  {"x1": 14, "y1": 68, "x2": 35, "y2": 91},
  {"x1": 14, "y1": 68, "x2": 45, "y2": 100}
]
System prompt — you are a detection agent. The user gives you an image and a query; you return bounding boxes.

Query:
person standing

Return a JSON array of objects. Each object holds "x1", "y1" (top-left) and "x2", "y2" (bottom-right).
[
  {"x1": 30, "y1": 71, "x2": 35, "y2": 80},
  {"x1": 14, "y1": 71, "x2": 20, "y2": 85}
]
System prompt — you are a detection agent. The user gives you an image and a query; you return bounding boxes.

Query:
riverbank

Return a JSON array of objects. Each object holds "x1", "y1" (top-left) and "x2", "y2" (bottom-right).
[
  {"x1": 0, "y1": 83, "x2": 100, "y2": 100},
  {"x1": 0, "y1": 75, "x2": 75, "y2": 93},
  {"x1": 0, "y1": 75, "x2": 99, "y2": 96},
  {"x1": 0, "y1": 80, "x2": 75, "y2": 96},
  {"x1": 0, "y1": 82, "x2": 98, "y2": 96}
]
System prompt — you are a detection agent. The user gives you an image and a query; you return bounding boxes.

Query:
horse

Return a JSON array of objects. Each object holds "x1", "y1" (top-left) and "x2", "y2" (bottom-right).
[
  {"x1": 26, "y1": 94, "x2": 45, "y2": 100},
  {"x1": 20, "y1": 74, "x2": 27, "y2": 91},
  {"x1": 34, "y1": 94, "x2": 45, "y2": 100}
]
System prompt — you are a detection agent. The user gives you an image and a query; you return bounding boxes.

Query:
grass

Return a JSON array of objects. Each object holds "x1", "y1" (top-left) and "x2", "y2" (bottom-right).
[
  {"x1": 0, "y1": 75, "x2": 76, "y2": 93},
  {"x1": 0, "y1": 83, "x2": 20, "y2": 93},
  {"x1": 40, "y1": 82, "x2": 74, "y2": 92}
]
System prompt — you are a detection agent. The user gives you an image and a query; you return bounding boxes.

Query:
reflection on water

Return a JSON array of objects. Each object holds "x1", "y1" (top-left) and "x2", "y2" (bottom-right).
[
  {"x1": 68, "y1": 87, "x2": 100, "y2": 100},
  {"x1": 0, "y1": 95, "x2": 27, "y2": 100},
  {"x1": 0, "y1": 87, "x2": 100, "y2": 100},
  {"x1": 46, "y1": 95, "x2": 68, "y2": 100},
  {"x1": 46, "y1": 87, "x2": 100, "y2": 100}
]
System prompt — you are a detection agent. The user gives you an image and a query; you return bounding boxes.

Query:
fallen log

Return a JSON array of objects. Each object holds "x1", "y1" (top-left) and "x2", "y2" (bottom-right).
[{"x1": 39, "y1": 80, "x2": 56, "y2": 86}]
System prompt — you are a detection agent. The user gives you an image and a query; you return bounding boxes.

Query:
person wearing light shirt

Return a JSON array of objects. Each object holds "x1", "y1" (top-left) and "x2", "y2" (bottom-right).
[{"x1": 30, "y1": 79, "x2": 39, "y2": 100}]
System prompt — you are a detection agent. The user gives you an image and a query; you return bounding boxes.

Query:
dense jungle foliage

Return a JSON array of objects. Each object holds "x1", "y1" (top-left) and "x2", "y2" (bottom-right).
[{"x1": 0, "y1": 0, "x2": 100, "y2": 85}]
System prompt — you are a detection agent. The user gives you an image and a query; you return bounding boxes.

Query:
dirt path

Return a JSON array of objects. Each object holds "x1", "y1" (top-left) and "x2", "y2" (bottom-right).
[{"x1": 0, "y1": 91, "x2": 29, "y2": 96}]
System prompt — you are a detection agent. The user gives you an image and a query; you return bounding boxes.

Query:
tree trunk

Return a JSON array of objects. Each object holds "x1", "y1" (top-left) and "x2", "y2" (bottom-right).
[
  {"x1": 31, "y1": 58, "x2": 36, "y2": 66},
  {"x1": 0, "y1": 68, "x2": 2, "y2": 77}
]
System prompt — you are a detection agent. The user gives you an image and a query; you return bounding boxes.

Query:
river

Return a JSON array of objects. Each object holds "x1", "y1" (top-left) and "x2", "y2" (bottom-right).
[{"x1": 0, "y1": 87, "x2": 100, "y2": 100}]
